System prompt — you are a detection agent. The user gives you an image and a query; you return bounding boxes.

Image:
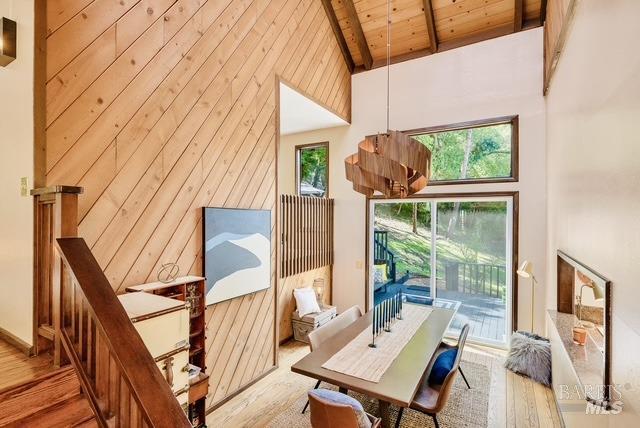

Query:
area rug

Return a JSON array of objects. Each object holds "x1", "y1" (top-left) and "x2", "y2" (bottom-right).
[{"x1": 268, "y1": 353, "x2": 495, "y2": 428}]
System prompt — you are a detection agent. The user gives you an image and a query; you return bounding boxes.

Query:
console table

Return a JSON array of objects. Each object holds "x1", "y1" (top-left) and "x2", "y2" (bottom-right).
[{"x1": 547, "y1": 310, "x2": 612, "y2": 427}]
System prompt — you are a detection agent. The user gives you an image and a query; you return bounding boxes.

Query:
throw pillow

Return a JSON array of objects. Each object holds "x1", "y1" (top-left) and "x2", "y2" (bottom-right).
[
  {"x1": 373, "y1": 264, "x2": 387, "y2": 284},
  {"x1": 504, "y1": 331, "x2": 551, "y2": 386},
  {"x1": 428, "y1": 348, "x2": 457, "y2": 385},
  {"x1": 309, "y1": 389, "x2": 371, "y2": 428},
  {"x1": 293, "y1": 287, "x2": 321, "y2": 317}
]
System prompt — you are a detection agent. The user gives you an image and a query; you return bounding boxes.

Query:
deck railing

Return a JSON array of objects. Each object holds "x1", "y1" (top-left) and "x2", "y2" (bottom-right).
[{"x1": 444, "y1": 261, "x2": 506, "y2": 298}]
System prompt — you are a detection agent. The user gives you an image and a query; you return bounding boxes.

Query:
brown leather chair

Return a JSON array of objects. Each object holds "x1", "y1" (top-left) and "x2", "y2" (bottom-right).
[
  {"x1": 301, "y1": 306, "x2": 363, "y2": 414},
  {"x1": 394, "y1": 324, "x2": 470, "y2": 428},
  {"x1": 308, "y1": 390, "x2": 381, "y2": 428}
]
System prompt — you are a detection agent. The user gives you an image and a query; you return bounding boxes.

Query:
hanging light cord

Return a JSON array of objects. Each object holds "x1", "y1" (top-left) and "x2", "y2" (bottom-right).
[{"x1": 386, "y1": 0, "x2": 391, "y2": 132}]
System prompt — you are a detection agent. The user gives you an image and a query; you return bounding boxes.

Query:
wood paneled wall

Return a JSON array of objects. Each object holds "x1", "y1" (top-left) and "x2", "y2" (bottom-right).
[
  {"x1": 43, "y1": 0, "x2": 351, "y2": 410},
  {"x1": 278, "y1": 265, "x2": 331, "y2": 342}
]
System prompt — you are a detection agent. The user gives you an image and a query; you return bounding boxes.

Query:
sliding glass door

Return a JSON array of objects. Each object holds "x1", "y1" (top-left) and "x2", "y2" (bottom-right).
[{"x1": 369, "y1": 195, "x2": 513, "y2": 347}]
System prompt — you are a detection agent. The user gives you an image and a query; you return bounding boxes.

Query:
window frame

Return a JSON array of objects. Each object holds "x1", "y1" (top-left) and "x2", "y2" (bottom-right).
[
  {"x1": 295, "y1": 141, "x2": 330, "y2": 197},
  {"x1": 404, "y1": 115, "x2": 519, "y2": 186}
]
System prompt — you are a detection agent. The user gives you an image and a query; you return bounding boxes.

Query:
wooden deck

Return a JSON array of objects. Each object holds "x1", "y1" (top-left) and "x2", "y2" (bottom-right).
[{"x1": 374, "y1": 283, "x2": 507, "y2": 345}]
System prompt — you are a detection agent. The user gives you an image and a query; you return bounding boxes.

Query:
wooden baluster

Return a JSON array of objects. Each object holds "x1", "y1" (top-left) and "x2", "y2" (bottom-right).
[
  {"x1": 109, "y1": 355, "x2": 120, "y2": 423},
  {"x1": 120, "y1": 379, "x2": 130, "y2": 427}
]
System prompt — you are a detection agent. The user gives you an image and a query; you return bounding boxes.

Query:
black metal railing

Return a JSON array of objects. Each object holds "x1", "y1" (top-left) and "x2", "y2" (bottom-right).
[
  {"x1": 444, "y1": 261, "x2": 506, "y2": 298},
  {"x1": 373, "y1": 230, "x2": 397, "y2": 282}
]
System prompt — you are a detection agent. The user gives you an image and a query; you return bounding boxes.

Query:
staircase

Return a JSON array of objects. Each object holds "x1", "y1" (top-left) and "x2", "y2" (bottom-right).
[
  {"x1": 0, "y1": 366, "x2": 95, "y2": 427},
  {"x1": 18, "y1": 186, "x2": 192, "y2": 428},
  {"x1": 373, "y1": 230, "x2": 397, "y2": 282}
]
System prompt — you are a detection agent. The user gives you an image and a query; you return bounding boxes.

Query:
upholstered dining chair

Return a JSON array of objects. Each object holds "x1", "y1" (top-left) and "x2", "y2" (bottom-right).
[
  {"x1": 301, "y1": 305, "x2": 363, "y2": 414},
  {"x1": 394, "y1": 324, "x2": 470, "y2": 428},
  {"x1": 308, "y1": 389, "x2": 381, "y2": 428}
]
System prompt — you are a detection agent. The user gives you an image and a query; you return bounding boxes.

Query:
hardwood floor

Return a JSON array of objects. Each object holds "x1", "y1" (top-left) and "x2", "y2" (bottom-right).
[
  {"x1": 207, "y1": 340, "x2": 562, "y2": 428},
  {"x1": 0, "y1": 338, "x2": 53, "y2": 391}
]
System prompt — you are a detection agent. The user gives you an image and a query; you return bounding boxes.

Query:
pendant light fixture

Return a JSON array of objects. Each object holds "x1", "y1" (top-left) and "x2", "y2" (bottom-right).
[{"x1": 344, "y1": 0, "x2": 431, "y2": 198}]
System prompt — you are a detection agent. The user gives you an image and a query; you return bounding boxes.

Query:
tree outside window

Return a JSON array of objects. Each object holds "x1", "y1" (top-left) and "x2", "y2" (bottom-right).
[{"x1": 296, "y1": 143, "x2": 328, "y2": 197}]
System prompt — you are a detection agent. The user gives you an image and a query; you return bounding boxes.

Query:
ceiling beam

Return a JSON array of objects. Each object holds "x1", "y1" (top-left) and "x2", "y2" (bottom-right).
[
  {"x1": 342, "y1": 0, "x2": 373, "y2": 70},
  {"x1": 320, "y1": 0, "x2": 355, "y2": 73},
  {"x1": 422, "y1": 0, "x2": 438, "y2": 53},
  {"x1": 540, "y1": 0, "x2": 548, "y2": 26},
  {"x1": 514, "y1": 0, "x2": 524, "y2": 32}
]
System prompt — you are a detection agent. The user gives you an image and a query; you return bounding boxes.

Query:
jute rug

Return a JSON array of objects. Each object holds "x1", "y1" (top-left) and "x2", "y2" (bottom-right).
[{"x1": 268, "y1": 353, "x2": 495, "y2": 428}]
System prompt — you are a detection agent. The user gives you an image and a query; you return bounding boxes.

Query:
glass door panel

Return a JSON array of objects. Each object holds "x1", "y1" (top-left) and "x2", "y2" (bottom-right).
[
  {"x1": 372, "y1": 202, "x2": 431, "y2": 306},
  {"x1": 435, "y1": 200, "x2": 510, "y2": 346}
]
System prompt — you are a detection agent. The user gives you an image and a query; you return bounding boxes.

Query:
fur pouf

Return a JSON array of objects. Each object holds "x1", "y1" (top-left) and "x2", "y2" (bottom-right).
[{"x1": 504, "y1": 331, "x2": 552, "y2": 386}]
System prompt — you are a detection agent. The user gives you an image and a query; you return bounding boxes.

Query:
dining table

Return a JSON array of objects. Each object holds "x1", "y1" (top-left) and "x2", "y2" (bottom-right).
[{"x1": 291, "y1": 304, "x2": 455, "y2": 428}]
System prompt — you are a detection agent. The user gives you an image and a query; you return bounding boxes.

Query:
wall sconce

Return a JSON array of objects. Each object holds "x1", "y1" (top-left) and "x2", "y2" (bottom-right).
[{"x1": 0, "y1": 17, "x2": 17, "y2": 67}]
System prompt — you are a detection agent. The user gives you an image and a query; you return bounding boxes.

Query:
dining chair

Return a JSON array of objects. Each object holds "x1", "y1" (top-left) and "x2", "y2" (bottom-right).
[
  {"x1": 301, "y1": 305, "x2": 363, "y2": 414},
  {"x1": 308, "y1": 389, "x2": 381, "y2": 428},
  {"x1": 394, "y1": 324, "x2": 470, "y2": 428}
]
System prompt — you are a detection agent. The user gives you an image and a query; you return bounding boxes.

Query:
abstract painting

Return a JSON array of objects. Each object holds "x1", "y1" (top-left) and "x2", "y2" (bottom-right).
[{"x1": 202, "y1": 207, "x2": 271, "y2": 306}]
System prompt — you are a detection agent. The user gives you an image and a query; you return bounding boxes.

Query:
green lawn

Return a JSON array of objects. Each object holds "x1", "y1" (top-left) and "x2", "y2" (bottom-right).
[{"x1": 374, "y1": 215, "x2": 507, "y2": 297}]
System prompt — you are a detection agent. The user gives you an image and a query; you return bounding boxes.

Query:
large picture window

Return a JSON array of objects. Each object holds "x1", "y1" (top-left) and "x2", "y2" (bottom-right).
[
  {"x1": 296, "y1": 142, "x2": 328, "y2": 197},
  {"x1": 407, "y1": 116, "x2": 518, "y2": 184}
]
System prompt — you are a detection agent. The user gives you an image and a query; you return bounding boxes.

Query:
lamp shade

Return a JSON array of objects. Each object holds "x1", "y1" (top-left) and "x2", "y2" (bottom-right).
[
  {"x1": 0, "y1": 17, "x2": 17, "y2": 67},
  {"x1": 517, "y1": 260, "x2": 534, "y2": 278},
  {"x1": 590, "y1": 283, "x2": 605, "y2": 301}
]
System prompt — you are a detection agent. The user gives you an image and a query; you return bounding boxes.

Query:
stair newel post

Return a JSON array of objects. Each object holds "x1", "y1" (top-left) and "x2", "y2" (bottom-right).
[{"x1": 32, "y1": 185, "x2": 83, "y2": 364}]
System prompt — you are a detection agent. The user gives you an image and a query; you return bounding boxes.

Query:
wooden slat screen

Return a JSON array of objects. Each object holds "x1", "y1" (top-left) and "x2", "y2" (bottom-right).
[{"x1": 280, "y1": 195, "x2": 334, "y2": 278}]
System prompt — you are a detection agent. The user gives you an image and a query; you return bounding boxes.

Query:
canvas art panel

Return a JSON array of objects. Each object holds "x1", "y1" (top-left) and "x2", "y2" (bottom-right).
[{"x1": 202, "y1": 208, "x2": 271, "y2": 306}]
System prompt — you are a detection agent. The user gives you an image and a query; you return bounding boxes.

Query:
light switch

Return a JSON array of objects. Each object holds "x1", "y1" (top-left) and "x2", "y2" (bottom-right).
[
  {"x1": 20, "y1": 177, "x2": 28, "y2": 196},
  {"x1": 355, "y1": 260, "x2": 363, "y2": 269}
]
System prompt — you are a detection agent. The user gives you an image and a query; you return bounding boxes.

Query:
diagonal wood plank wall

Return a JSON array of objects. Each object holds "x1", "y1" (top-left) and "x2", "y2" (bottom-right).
[{"x1": 43, "y1": 0, "x2": 351, "y2": 410}]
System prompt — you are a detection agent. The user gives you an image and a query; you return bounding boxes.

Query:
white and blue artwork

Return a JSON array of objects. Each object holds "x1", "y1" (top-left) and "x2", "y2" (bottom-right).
[{"x1": 202, "y1": 207, "x2": 271, "y2": 306}]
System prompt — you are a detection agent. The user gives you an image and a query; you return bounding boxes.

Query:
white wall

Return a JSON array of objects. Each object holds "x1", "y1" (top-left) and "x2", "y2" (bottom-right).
[
  {"x1": 279, "y1": 127, "x2": 348, "y2": 196},
  {"x1": 0, "y1": 1, "x2": 34, "y2": 345},
  {"x1": 545, "y1": 0, "x2": 640, "y2": 424},
  {"x1": 283, "y1": 29, "x2": 547, "y2": 334}
]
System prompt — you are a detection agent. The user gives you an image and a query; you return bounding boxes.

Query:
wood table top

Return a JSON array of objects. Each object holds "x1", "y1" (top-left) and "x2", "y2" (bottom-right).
[{"x1": 291, "y1": 306, "x2": 455, "y2": 407}]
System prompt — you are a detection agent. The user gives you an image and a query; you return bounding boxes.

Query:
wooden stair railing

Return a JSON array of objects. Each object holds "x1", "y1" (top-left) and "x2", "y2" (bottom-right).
[
  {"x1": 32, "y1": 185, "x2": 83, "y2": 364},
  {"x1": 54, "y1": 237, "x2": 191, "y2": 428}
]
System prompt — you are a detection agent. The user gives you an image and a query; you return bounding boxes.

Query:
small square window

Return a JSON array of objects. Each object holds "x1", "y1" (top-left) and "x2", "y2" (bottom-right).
[{"x1": 296, "y1": 142, "x2": 329, "y2": 197}]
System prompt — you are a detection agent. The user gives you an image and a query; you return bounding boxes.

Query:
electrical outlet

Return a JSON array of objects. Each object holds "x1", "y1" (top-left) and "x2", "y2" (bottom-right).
[{"x1": 20, "y1": 177, "x2": 28, "y2": 196}]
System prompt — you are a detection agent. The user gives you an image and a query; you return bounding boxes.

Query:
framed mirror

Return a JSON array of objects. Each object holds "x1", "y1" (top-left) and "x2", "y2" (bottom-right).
[{"x1": 557, "y1": 250, "x2": 612, "y2": 405}]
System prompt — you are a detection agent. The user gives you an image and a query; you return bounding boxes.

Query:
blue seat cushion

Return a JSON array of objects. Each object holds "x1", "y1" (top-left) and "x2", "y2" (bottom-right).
[
  {"x1": 309, "y1": 389, "x2": 371, "y2": 428},
  {"x1": 428, "y1": 348, "x2": 457, "y2": 385}
]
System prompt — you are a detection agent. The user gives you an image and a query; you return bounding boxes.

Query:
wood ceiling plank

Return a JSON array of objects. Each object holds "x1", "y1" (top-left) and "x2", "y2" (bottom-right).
[
  {"x1": 423, "y1": 0, "x2": 438, "y2": 52},
  {"x1": 436, "y1": 0, "x2": 513, "y2": 42},
  {"x1": 320, "y1": 0, "x2": 355, "y2": 72},
  {"x1": 342, "y1": 0, "x2": 373, "y2": 69}
]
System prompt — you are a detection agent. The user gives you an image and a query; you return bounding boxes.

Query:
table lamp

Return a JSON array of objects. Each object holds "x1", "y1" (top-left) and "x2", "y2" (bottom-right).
[{"x1": 517, "y1": 260, "x2": 537, "y2": 333}]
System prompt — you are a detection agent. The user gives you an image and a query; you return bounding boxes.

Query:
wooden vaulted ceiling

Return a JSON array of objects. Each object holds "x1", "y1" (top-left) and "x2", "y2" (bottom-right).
[{"x1": 322, "y1": 0, "x2": 546, "y2": 71}]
